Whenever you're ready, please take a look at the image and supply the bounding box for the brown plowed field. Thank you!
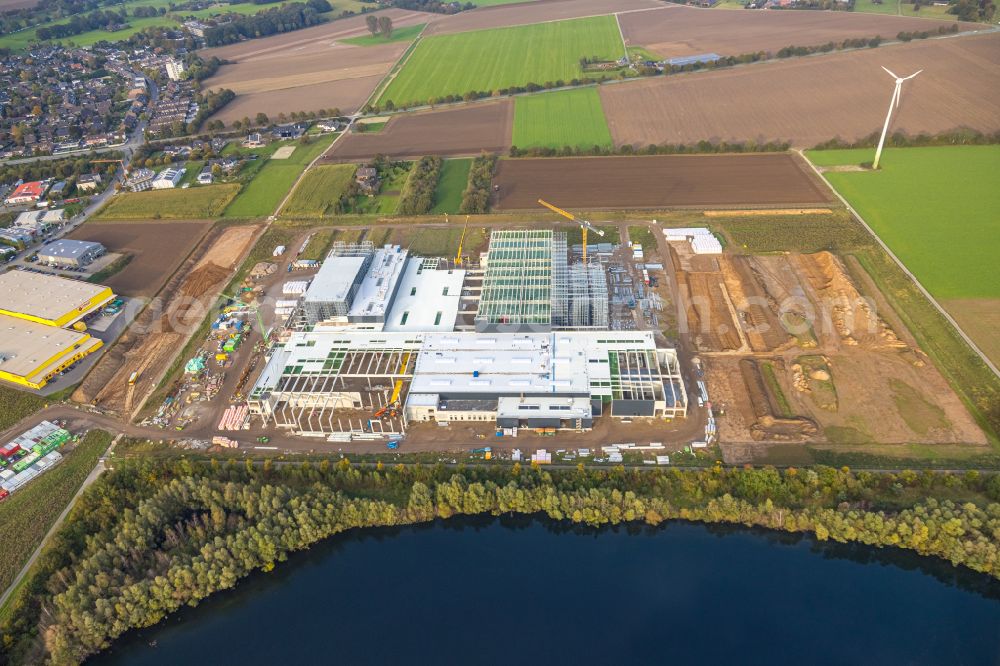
[424,0,662,36]
[324,100,514,161]
[491,153,833,209]
[601,32,1000,147]
[201,10,429,121]
[67,220,213,298]
[620,5,979,59]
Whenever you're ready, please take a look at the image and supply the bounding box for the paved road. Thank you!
[0,433,121,611]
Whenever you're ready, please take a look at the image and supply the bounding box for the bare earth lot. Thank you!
[424,0,661,36]
[67,220,213,298]
[620,5,979,59]
[668,240,986,447]
[74,225,260,419]
[492,154,833,209]
[601,32,1000,147]
[201,10,428,121]
[324,100,514,161]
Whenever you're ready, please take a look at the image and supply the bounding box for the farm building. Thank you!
[37,239,106,268]
[248,330,686,436]
[0,270,114,327]
[76,173,102,192]
[152,167,186,189]
[4,180,48,205]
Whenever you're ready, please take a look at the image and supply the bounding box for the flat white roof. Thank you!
[497,396,592,420]
[384,259,464,332]
[347,246,408,319]
[254,330,664,400]
[0,270,112,323]
[0,315,97,378]
[305,255,367,304]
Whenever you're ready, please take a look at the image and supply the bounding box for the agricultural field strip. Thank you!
[378,15,624,107]
[599,32,1000,148]
[799,150,1000,378]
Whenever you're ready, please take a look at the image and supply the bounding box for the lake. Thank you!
[93,517,1000,665]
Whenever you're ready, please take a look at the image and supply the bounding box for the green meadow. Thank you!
[378,15,623,108]
[512,87,612,150]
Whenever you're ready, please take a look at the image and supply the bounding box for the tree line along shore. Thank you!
[1,451,998,664]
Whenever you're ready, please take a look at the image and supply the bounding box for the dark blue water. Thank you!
[94,517,1000,665]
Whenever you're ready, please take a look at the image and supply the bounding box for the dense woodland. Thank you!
[202,0,332,46]
[396,155,442,215]
[0,456,997,664]
[458,152,495,214]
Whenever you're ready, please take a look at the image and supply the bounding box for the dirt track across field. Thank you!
[201,9,428,120]
[620,5,981,59]
[491,153,833,209]
[67,220,213,298]
[424,0,662,36]
[324,100,515,161]
[73,225,260,418]
[601,32,1000,147]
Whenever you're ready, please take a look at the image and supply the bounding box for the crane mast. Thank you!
[537,199,604,264]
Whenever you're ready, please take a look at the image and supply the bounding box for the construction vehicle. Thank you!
[454,215,470,265]
[537,199,605,264]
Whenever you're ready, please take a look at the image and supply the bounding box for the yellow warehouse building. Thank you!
[0,271,114,389]
[0,270,113,327]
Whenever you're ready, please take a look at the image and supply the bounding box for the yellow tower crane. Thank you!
[454,215,470,266]
[537,199,604,264]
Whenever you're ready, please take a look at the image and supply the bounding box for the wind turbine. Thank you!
[872,66,922,170]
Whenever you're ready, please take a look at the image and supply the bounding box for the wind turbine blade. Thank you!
[902,69,923,80]
[881,66,899,78]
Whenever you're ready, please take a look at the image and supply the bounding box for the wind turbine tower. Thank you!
[873,66,922,170]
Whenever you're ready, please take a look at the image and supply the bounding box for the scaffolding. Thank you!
[475,230,554,331]
[567,263,609,329]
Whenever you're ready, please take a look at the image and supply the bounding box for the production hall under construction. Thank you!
[249,230,687,439]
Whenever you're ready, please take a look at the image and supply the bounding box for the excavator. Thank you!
[537,199,605,264]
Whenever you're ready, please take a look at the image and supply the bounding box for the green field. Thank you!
[512,87,612,149]
[341,23,424,46]
[0,430,111,611]
[378,15,623,107]
[852,0,961,18]
[430,159,472,215]
[806,146,1000,300]
[224,135,336,218]
[281,164,357,217]
[96,184,240,220]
